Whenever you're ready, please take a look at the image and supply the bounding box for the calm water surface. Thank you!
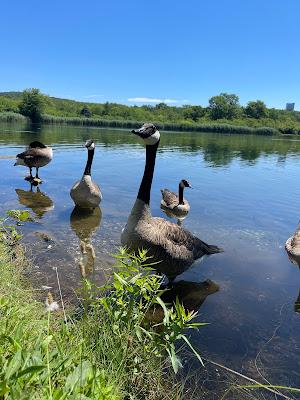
[0,123,299,389]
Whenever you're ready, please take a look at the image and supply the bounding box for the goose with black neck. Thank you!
[70,139,102,208]
[121,123,223,280]
[161,179,192,220]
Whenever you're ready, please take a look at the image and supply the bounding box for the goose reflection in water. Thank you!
[160,206,187,226]
[15,184,54,218]
[285,246,300,314]
[70,206,102,278]
[146,279,219,325]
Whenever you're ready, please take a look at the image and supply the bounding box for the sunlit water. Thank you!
[0,122,299,389]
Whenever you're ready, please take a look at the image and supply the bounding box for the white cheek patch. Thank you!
[88,143,95,150]
[144,130,160,145]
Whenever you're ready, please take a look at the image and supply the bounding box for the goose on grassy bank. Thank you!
[121,123,223,280]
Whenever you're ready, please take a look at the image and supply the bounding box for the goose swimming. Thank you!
[121,123,223,280]
[14,141,53,182]
[70,139,102,208]
[161,179,192,219]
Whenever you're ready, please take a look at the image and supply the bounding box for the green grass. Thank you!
[41,114,279,135]
[0,112,28,123]
[0,213,203,399]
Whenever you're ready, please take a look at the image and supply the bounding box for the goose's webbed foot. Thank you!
[25,175,33,182]
[32,177,43,186]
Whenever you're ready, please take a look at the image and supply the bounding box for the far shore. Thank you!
[0,111,288,136]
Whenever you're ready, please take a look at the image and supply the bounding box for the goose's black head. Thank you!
[131,123,160,145]
[29,141,47,149]
[180,179,192,189]
[85,139,95,151]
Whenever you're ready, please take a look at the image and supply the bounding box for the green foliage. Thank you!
[1,90,300,134]
[209,93,241,120]
[18,88,45,122]
[244,100,268,118]
[0,112,28,123]
[99,248,204,375]
[0,219,203,400]
[0,210,32,244]
[80,105,91,117]
[183,105,206,122]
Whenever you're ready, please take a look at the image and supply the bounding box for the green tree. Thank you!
[244,100,268,119]
[183,105,205,122]
[80,105,91,117]
[155,102,169,110]
[208,93,240,120]
[18,88,45,122]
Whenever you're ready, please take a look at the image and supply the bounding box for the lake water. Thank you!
[0,122,299,393]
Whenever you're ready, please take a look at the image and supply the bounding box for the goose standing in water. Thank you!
[161,179,192,223]
[121,123,223,280]
[14,141,53,183]
[70,139,102,208]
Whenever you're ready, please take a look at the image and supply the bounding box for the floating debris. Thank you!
[45,292,59,312]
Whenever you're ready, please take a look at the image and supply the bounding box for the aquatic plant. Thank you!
[41,114,280,135]
[0,111,28,123]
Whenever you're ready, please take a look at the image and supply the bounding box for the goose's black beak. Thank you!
[131,127,144,135]
[131,127,147,138]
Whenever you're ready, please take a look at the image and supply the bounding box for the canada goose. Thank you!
[285,222,300,265]
[70,139,102,208]
[121,123,223,280]
[161,179,192,219]
[15,186,54,218]
[14,141,53,182]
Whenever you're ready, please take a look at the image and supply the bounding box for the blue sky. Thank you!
[1,0,299,109]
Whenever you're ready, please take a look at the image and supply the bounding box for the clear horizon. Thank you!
[1,0,299,110]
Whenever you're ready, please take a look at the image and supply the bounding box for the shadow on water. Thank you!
[70,206,102,279]
[286,251,300,313]
[146,279,219,325]
[15,184,54,218]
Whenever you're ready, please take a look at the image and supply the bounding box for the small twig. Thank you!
[202,357,295,400]
[54,266,68,327]
[254,302,289,400]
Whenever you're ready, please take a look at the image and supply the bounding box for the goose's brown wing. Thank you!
[145,217,222,261]
[17,148,46,161]
[160,189,179,209]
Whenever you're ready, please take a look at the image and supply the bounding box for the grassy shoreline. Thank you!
[0,111,280,135]
[0,222,203,400]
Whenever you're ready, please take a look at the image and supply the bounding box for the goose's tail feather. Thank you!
[204,243,224,254]
[195,238,224,256]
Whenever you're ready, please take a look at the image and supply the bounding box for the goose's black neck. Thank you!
[84,149,94,176]
[178,182,184,205]
[137,141,159,204]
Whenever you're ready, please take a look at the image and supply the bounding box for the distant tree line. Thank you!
[0,89,299,133]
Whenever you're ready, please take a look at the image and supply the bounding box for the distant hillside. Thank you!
[0,91,23,99]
